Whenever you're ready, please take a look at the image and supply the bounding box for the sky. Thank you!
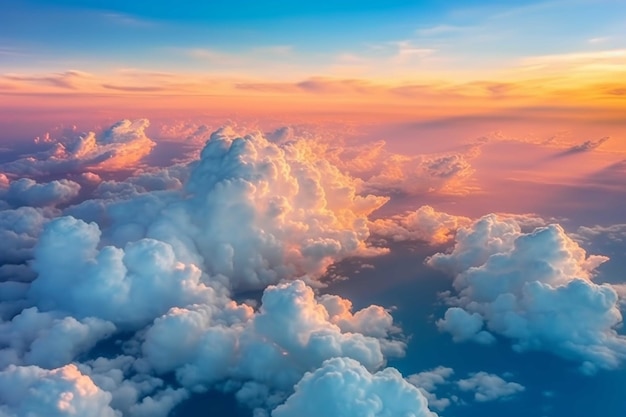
[1,1,626,417]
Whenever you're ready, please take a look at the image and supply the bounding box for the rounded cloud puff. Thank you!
[428,214,626,373]
[272,357,436,417]
[369,205,471,245]
[0,206,47,265]
[0,364,119,417]
[29,216,214,327]
[0,307,115,369]
[0,178,80,208]
[142,280,405,394]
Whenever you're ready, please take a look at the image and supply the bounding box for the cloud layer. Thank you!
[0,119,155,177]
[0,121,452,417]
[2,117,623,416]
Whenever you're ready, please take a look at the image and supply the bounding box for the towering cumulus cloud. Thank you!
[428,214,626,373]
[0,122,442,416]
[67,126,389,290]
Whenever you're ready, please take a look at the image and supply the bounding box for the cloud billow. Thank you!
[0,119,155,177]
[0,121,449,417]
[428,214,626,374]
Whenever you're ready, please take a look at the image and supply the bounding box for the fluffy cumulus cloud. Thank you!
[272,357,435,417]
[0,120,455,416]
[0,364,119,417]
[407,367,524,409]
[0,177,80,208]
[142,280,405,398]
[29,216,214,327]
[369,205,471,245]
[0,307,115,369]
[0,203,54,320]
[0,119,155,177]
[428,214,626,373]
[0,206,48,265]
[66,125,389,291]
[457,372,525,402]
[77,356,189,417]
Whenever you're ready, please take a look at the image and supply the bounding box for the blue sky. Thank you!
[3,0,625,76]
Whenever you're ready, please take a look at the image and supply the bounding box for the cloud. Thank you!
[0,363,119,417]
[553,136,610,157]
[427,215,626,373]
[267,128,481,197]
[78,356,189,417]
[407,366,454,411]
[0,119,559,416]
[369,205,471,244]
[0,307,115,369]
[66,125,390,291]
[142,280,405,395]
[29,216,214,328]
[521,49,626,66]
[0,177,80,208]
[575,223,626,244]
[101,84,166,92]
[407,367,524,409]
[2,70,90,90]
[0,119,155,177]
[158,121,212,143]
[361,152,477,196]
[0,206,48,265]
[436,308,495,345]
[93,165,187,199]
[271,357,436,417]
[457,372,525,402]
[0,121,437,416]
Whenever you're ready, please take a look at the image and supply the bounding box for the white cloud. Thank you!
[457,372,525,402]
[66,125,390,291]
[407,367,524,409]
[0,206,48,265]
[0,119,565,416]
[268,128,481,197]
[29,216,214,328]
[272,357,436,417]
[0,177,80,208]
[0,364,120,417]
[77,356,189,417]
[142,280,405,395]
[407,366,454,411]
[428,215,626,373]
[0,307,115,369]
[369,205,471,244]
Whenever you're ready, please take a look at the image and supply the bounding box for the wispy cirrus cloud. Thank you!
[2,70,91,90]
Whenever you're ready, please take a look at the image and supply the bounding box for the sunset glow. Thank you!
[1,1,626,417]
